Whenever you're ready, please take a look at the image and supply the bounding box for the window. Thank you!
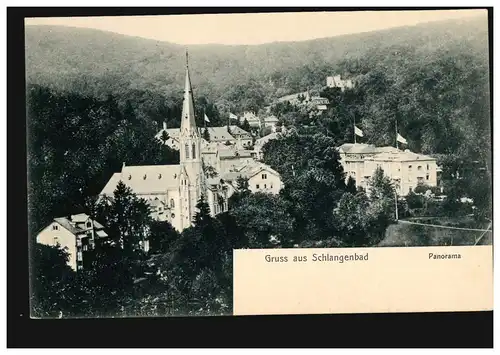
[128,174,132,180]
[78,265,83,271]
[76,238,82,247]
[185,143,190,159]
[426,175,430,180]
[408,165,412,170]
[264,184,267,188]
[77,251,83,261]
[192,143,196,159]
[83,245,88,251]
[270,184,273,189]
[158,173,162,179]
[262,173,267,179]
[86,221,92,228]
[417,166,422,171]
[53,237,59,245]
[427,164,430,170]
[409,187,413,193]
[256,184,260,189]
[171,213,175,219]
[170,199,175,208]
[52,224,59,231]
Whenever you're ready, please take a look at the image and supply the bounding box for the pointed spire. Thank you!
[181,49,197,134]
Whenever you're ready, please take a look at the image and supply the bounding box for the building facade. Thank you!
[36,213,109,271]
[326,75,355,91]
[338,143,438,196]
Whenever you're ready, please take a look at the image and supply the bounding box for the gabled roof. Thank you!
[100,165,182,196]
[221,161,280,181]
[52,214,106,236]
[228,125,252,138]
[203,127,235,141]
[255,132,281,146]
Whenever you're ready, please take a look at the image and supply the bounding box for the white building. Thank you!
[241,111,262,128]
[338,143,438,196]
[155,125,253,151]
[221,161,283,195]
[36,213,109,271]
[326,75,354,91]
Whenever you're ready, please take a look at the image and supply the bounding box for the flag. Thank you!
[354,125,364,137]
[229,113,238,120]
[204,113,210,123]
[397,133,407,145]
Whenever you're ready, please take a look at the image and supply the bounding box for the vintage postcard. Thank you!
[25,9,492,318]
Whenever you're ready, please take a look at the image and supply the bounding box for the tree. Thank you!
[97,181,152,256]
[229,193,296,248]
[346,176,357,194]
[160,130,170,145]
[202,128,210,142]
[241,118,251,132]
[30,243,74,318]
[149,221,180,254]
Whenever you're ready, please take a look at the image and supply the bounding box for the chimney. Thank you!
[163,121,167,131]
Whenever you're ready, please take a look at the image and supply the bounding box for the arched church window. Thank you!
[192,143,196,159]
[185,143,190,159]
[170,199,175,208]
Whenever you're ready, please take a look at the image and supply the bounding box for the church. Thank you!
[99,54,231,232]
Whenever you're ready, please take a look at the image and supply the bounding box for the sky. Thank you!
[25,9,486,45]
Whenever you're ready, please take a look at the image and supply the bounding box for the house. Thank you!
[221,161,283,195]
[263,115,279,129]
[35,213,108,271]
[241,111,262,128]
[326,75,355,91]
[337,143,438,195]
[156,125,253,149]
[101,54,230,233]
[227,125,253,148]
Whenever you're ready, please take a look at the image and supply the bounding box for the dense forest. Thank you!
[27,15,492,317]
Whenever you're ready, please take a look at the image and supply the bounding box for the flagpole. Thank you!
[395,117,399,150]
[353,113,356,144]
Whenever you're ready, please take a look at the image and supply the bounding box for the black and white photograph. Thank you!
[25,9,492,319]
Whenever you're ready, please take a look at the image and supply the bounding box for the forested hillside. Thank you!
[26,15,488,114]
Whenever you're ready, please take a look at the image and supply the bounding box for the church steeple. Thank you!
[180,50,198,134]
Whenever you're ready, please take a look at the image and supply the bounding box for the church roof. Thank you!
[100,165,182,196]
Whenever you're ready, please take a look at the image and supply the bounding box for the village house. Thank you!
[337,143,438,196]
[241,111,262,128]
[155,125,253,150]
[221,161,284,196]
[326,75,355,91]
[35,213,109,271]
[263,115,279,130]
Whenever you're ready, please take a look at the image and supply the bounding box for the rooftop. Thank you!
[100,165,182,196]
[53,213,106,235]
